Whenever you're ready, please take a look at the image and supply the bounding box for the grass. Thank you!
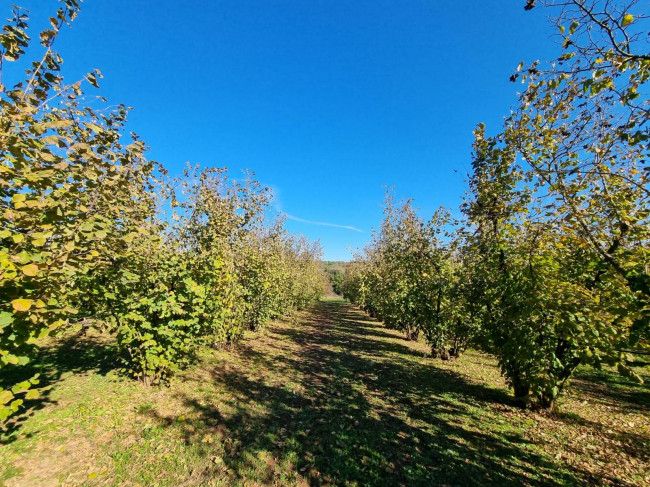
[1,298,649,486]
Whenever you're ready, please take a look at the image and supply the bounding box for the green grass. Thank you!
[1,298,649,486]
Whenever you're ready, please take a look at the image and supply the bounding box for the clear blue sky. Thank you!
[19,0,559,260]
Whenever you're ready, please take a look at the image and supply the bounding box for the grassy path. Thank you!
[1,298,649,486]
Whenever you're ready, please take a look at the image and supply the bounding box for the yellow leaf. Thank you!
[32,237,46,247]
[42,135,59,145]
[49,319,65,330]
[21,264,39,277]
[12,234,24,244]
[0,390,13,405]
[25,389,39,400]
[622,14,634,26]
[35,300,46,309]
[11,299,33,312]
[25,200,42,209]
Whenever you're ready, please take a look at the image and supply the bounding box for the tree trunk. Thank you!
[537,393,555,411]
[431,346,450,359]
[406,328,419,341]
[511,372,530,406]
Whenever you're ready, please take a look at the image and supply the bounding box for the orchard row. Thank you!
[342,0,649,409]
[0,3,326,420]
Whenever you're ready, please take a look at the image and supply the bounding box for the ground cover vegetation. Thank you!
[0,300,647,486]
[342,0,649,410]
[0,1,326,420]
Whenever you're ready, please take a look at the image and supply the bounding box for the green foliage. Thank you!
[100,244,236,384]
[461,0,650,408]
[342,193,479,357]
[345,1,649,409]
[235,217,327,331]
[322,261,347,295]
[0,2,162,417]
[328,269,344,295]
[3,0,646,424]
[0,3,326,411]
[94,166,326,384]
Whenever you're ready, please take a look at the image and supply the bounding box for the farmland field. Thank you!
[1,0,649,485]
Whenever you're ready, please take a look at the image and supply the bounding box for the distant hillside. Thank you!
[320,261,348,295]
[320,261,348,272]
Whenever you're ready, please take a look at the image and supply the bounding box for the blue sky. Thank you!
[18,0,559,260]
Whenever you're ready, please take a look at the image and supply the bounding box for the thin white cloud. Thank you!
[283,212,363,233]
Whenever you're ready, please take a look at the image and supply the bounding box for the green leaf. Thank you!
[0,312,13,330]
[11,381,31,394]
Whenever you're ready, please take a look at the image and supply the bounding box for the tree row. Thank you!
[342,0,649,409]
[0,3,327,420]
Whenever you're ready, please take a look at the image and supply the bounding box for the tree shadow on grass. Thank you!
[555,410,649,473]
[0,330,118,444]
[149,300,584,486]
[571,367,650,414]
